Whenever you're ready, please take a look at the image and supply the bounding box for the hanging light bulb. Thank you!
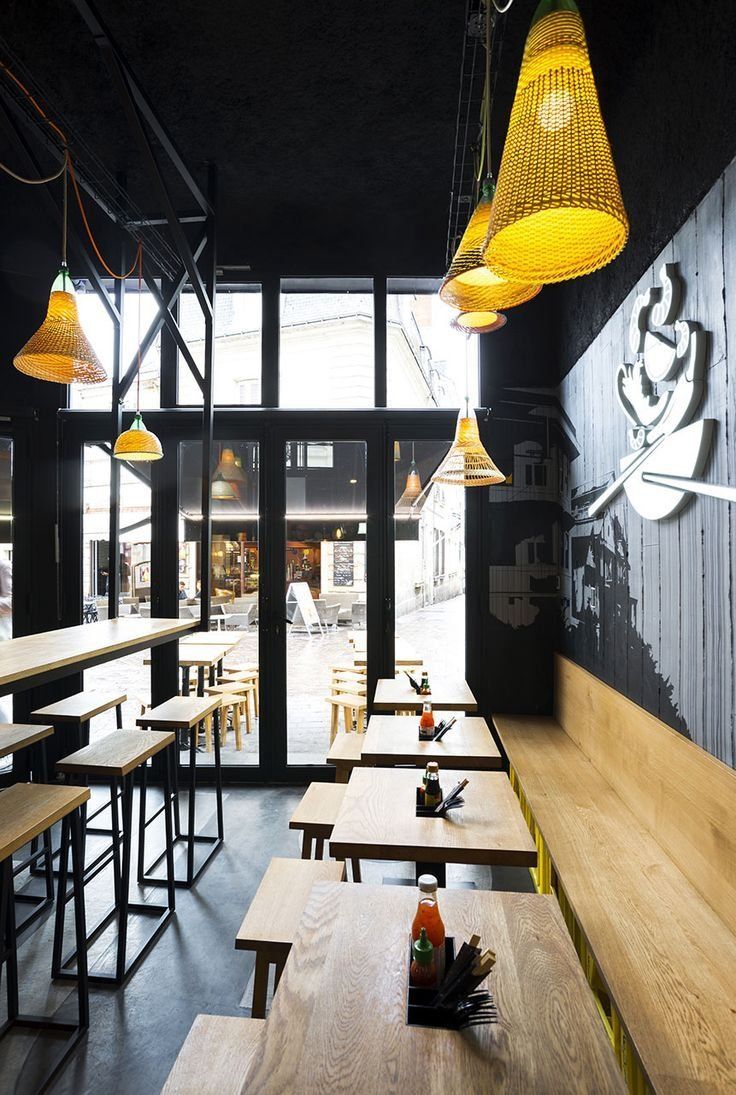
[14,159,106,385]
[440,179,541,312]
[451,310,507,335]
[397,444,424,510]
[483,0,628,284]
[113,248,163,462]
[432,406,505,488]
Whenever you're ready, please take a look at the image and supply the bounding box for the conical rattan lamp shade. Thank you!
[484,0,628,284]
[214,447,247,483]
[113,413,163,462]
[440,182,541,311]
[432,408,505,488]
[396,461,423,510]
[14,268,107,385]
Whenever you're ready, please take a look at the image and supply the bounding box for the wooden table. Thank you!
[373,676,477,712]
[240,882,625,1094]
[180,633,241,650]
[145,643,232,695]
[362,714,502,769]
[352,641,422,668]
[329,767,535,885]
[0,618,196,695]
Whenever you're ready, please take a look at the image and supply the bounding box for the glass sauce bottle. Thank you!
[419,701,435,741]
[411,874,446,982]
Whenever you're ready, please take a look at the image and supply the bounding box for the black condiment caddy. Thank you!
[406,938,461,1029]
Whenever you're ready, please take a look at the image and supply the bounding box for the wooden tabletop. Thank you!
[145,644,229,668]
[362,714,502,769]
[0,782,90,863]
[329,767,535,867]
[180,633,241,649]
[0,618,196,694]
[240,882,625,1094]
[0,723,54,761]
[373,676,478,712]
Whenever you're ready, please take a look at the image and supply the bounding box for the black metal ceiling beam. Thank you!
[117,234,206,400]
[0,96,120,326]
[141,270,205,395]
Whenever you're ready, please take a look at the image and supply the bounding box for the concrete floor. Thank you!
[1,784,533,1095]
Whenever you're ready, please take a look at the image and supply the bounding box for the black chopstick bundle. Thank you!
[434,777,468,815]
[404,671,422,694]
[434,717,457,742]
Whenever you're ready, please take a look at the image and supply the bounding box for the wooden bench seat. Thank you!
[326,731,365,783]
[162,1014,264,1094]
[0,783,90,862]
[57,730,175,777]
[0,722,53,761]
[31,690,126,722]
[136,695,220,729]
[235,856,345,1017]
[494,655,736,1094]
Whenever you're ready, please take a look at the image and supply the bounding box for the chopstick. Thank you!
[433,717,457,742]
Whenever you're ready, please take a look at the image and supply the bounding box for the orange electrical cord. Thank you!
[1,60,142,279]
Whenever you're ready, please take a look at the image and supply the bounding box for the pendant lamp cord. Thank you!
[464,332,471,416]
[0,61,141,280]
[61,157,68,267]
[485,0,493,179]
[136,246,143,413]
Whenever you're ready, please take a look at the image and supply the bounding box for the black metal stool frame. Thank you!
[11,737,55,936]
[52,746,176,987]
[138,712,224,888]
[0,807,89,1093]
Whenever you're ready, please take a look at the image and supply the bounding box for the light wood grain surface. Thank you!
[289,783,347,836]
[240,882,625,1094]
[0,722,53,761]
[363,714,501,768]
[235,857,345,958]
[145,645,229,668]
[0,618,195,691]
[495,712,736,1092]
[329,767,535,866]
[555,653,736,935]
[31,690,126,722]
[163,1014,264,1095]
[180,633,241,649]
[137,695,221,729]
[0,782,90,862]
[57,729,175,777]
[373,677,477,712]
[352,639,421,666]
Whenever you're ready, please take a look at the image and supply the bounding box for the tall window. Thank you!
[387,278,478,409]
[71,287,162,410]
[177,286,262,405]
[279,279,374,408]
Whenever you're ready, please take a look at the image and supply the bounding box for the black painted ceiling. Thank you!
[3,0,736,381]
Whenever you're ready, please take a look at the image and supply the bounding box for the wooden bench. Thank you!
[31,689,126,750]
[326,731,365,783]
[289,783,360,881]
[235,857,345,1017]
[324,693,366,742]
[493,654,736,1094]
[162,1014,264,1094]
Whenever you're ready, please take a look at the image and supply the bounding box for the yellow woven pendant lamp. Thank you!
[484,0,628,283]
[113,412,163,461]
[214,446,247,483]
[451,310,507,335]
[432,407,505,488]
[440,179,541,311]
[14,265,107,384]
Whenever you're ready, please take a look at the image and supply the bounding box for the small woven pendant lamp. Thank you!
[451,310,507,335]
[113,249,163,462]
[396,445,424,510]
[432,405,505,487]
[484,0,628,284]
[14,161,106,385]
[440,179,541,311]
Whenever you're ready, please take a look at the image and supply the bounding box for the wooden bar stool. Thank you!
[0,783,89,1092]
[53,730,176,986]
[289,783,361,881]
[137,695,223,888]
[204,694,249,753]
[326,731,365,784]
[1,723,55,935]
[221,666,259,717]
[163,1015,264,1094]
[31,690,127,752]
[235,857,345,1018]
[325,692,366,743]
[205,681,256,734]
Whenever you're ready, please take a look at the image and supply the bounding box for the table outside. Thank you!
[329,767,535,886]
[351,637,422,667]
[180,633,241,650]
[147,643,231,696]
[240,882,625,1094]
[362,714,502,769]
[373,676,477,713]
